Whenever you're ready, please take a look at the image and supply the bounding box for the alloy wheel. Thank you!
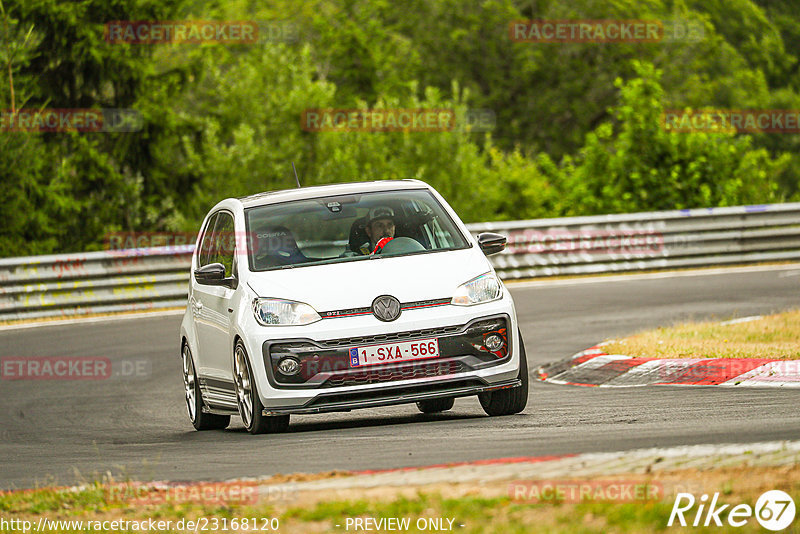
[234,345,254,428]
[182,345,196,422]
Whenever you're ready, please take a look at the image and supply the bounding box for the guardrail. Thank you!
[0,247,193,321]
[470,202,800,279]
[1,203,798,321]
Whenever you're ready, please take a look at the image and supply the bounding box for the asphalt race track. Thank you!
[1,266,799,489]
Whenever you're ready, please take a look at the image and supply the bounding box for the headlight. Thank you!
[252,298,321,326]
[451,273,502,306]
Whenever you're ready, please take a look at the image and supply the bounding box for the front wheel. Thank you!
[234,341,290,435]
[478,329,529,416]
[183,344,230,431]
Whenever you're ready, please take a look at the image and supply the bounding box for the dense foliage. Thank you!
[0,0,798,256]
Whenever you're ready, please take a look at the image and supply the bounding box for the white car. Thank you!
[180,179,528,434]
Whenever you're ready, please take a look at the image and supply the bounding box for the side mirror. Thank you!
[194,263,236,288]
[477,232,507,256]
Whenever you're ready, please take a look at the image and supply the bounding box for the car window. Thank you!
[428,216,458,248]
[197,212,219,267]
[245,189,469,271]
[210,212,235,278]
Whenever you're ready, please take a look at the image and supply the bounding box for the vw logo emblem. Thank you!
[371,295,401,322]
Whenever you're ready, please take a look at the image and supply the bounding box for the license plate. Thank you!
[349,338,440,368]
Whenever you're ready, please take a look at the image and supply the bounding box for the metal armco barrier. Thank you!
[0,246,193,321]
[1,203,799,321]
[470,202,800,280]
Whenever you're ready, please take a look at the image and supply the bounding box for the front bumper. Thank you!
[261,377,522,415]
[263,314,511,389]
[240,293,521,411]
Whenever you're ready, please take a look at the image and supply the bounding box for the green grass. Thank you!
[282,493,798,533]
[602,309,800,359]
[0,484,108,515]
[2,476,800,533]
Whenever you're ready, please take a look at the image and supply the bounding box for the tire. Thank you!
[233,340,290,435]
[478,329,529,416]
[182,343,230,431]
[416,397,455,413]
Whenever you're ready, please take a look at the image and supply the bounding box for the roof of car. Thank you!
[237,179,431,208]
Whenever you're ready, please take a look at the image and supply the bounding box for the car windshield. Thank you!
[245,189,470,271]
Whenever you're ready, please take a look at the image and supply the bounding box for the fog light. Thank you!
[277,357,301,376]
[484,334,505,351]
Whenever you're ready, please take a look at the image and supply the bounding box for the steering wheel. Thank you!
[375,237,425,255]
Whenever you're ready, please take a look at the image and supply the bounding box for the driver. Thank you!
[358,206,396,255]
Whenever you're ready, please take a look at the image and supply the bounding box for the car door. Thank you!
[193,210,238,396]
[189,211,217,363]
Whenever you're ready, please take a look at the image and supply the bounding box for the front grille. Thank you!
[320,325,463,348]
[324,360,466,387]
[264,314,510,389]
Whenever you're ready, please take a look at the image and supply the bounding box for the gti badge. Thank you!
[371,295,401,322]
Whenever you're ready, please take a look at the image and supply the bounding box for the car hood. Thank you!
[246,247,492,311]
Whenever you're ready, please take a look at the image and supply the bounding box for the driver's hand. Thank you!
[372,237,394,254]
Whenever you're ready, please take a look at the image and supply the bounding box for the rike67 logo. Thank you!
[669,490,796,531]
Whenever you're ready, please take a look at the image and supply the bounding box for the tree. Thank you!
[563,61,788,214]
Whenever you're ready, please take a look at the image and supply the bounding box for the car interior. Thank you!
[249,198,446,270]
[252,226,309,269]
[346,207,431,254]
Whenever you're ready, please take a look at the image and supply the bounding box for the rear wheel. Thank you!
[183,344,230,430]
[234,341,290,435]
[478,329,529,416]
[416,397,455,413]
